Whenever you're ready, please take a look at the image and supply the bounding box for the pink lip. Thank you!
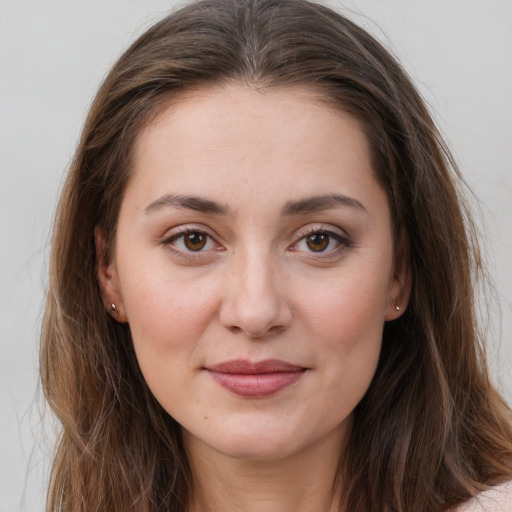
[206,359,306,398]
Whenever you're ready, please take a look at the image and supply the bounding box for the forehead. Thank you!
[126,84,386,219]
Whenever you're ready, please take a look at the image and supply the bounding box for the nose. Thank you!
[219,248,292,338]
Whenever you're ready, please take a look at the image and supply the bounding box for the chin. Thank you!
[184,420,307,462]
[214,437,302,462]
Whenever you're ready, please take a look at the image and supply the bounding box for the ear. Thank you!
[385,230,412,321]
[94,226,128,323]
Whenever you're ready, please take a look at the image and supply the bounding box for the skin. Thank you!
[97,84,410,512]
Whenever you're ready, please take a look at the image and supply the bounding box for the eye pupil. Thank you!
[184,232,207,251]
[306,233,329,252]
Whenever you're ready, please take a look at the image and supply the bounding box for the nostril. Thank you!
[224,321,289,339]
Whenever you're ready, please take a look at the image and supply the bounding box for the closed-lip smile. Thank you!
[205,359,307,398]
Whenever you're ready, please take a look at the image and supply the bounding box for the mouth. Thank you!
[205,359,307,398]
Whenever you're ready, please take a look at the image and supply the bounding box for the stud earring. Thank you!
[109,303,117,313]
[395,304,401,312]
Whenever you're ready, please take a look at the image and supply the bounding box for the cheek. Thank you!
[120,267,220,354]
[303,266,389,347]
[120,272,222,417]
[298,264,390,407]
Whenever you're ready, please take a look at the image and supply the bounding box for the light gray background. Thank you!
[1,1,511,510]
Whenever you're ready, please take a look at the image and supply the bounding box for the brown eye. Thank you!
[163,228,223,258]
[184,232,207,251]
[306,233,329,252]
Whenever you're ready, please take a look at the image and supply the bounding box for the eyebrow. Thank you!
[281,194,368,216]
[143,192,367,217]
[144,194,230,215]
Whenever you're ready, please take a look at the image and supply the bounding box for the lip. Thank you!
[205,359,307,398]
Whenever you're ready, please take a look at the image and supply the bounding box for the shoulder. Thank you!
[450,482,512,512]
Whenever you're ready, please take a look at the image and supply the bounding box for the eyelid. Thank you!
[293,223,351,244]
[296,222,347,237]
[289,224,352,257]
[159,223,352,260]
[160,225,224,259]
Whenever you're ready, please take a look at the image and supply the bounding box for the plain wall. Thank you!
[1,1,511,510]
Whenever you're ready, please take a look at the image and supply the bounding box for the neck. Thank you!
[184,426,345,512]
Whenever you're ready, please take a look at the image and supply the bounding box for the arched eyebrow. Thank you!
[281,194,368,216]
[143,193,367,217]
[144,194,230,215]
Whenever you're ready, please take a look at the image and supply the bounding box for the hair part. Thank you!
[41,1,512,511]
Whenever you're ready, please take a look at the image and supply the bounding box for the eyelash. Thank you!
[290,227,352,258]
[161,226,351,260]
[161,228,223,260]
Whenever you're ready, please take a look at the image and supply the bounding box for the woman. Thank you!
[40,0,512,510]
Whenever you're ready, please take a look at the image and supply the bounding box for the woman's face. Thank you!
[98,85,408,461]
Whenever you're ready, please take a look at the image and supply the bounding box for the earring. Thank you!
[395,304,401,312]
[109,303,117,313]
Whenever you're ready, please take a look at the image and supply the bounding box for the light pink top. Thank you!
[449,482,512,511]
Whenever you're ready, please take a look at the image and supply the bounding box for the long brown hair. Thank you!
[41,1,512,510]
